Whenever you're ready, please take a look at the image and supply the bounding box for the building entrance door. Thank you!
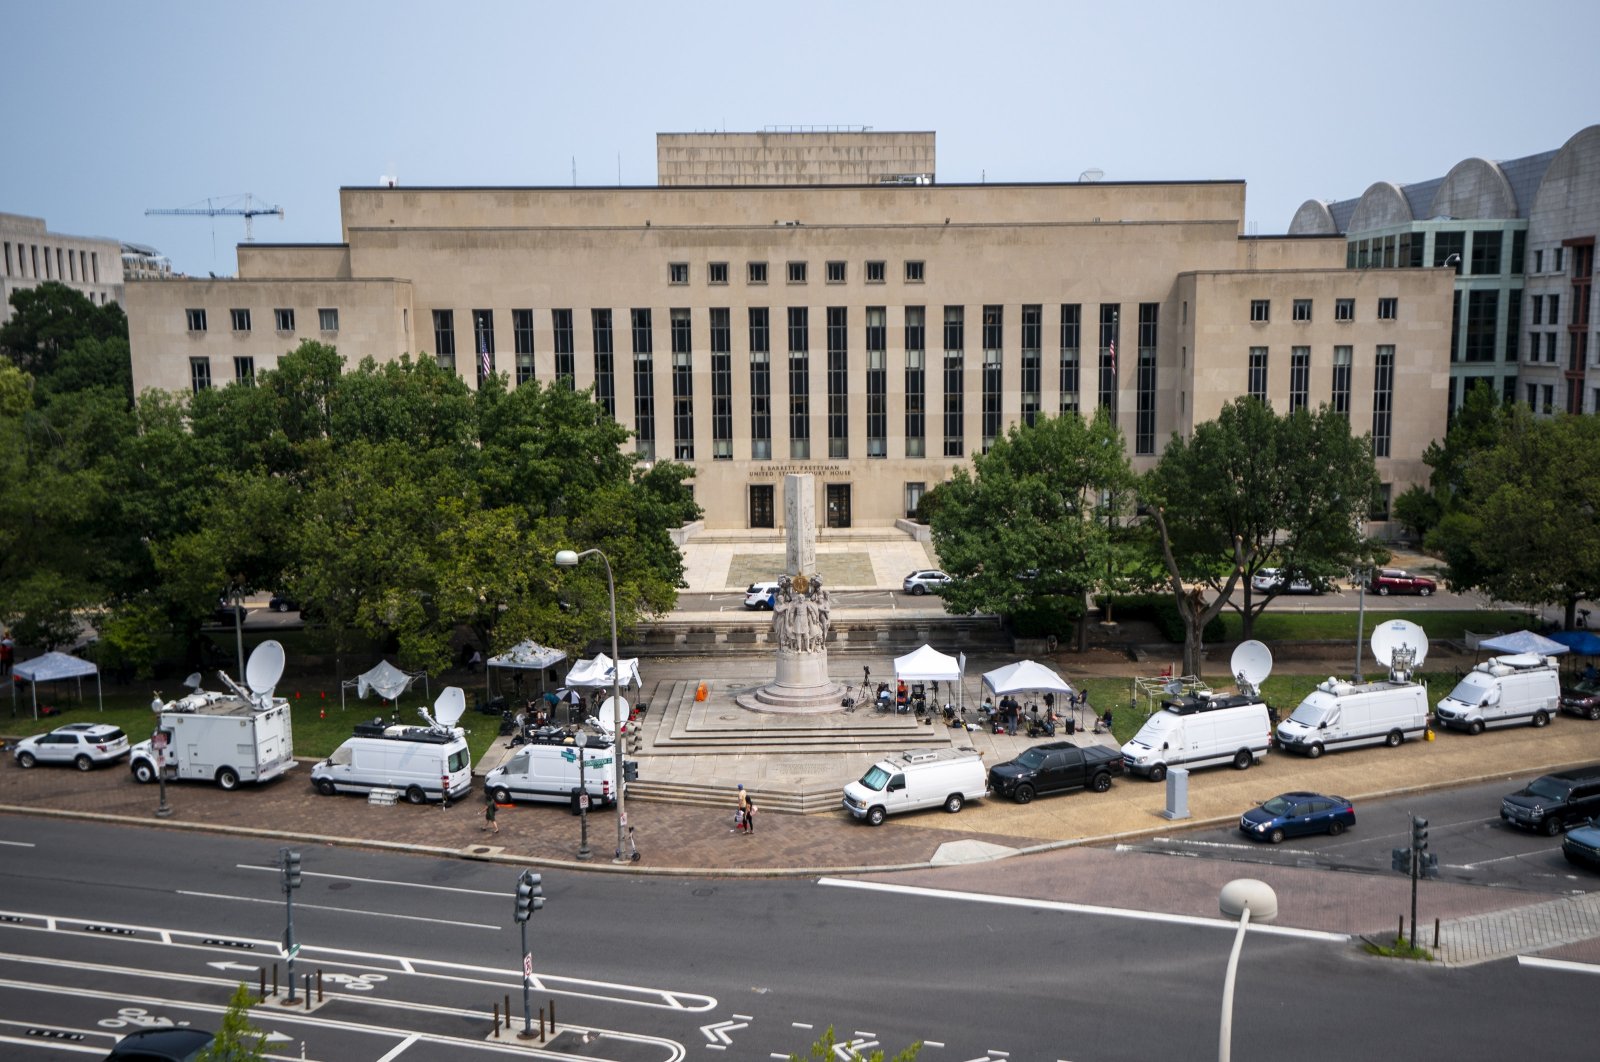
[825,483,852,528]
[749,484,775,529]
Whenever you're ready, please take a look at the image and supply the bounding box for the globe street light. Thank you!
[554,547,628,864]
[1217,878,1278,1062]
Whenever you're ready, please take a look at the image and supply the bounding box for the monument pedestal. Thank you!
[735,649,847,714]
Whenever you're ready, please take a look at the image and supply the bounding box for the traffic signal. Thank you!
[514,871,544,923]
[1412,816,1429,854]
[623,760,638,783]
[282,849,302,891]
[1391,847,1412,874]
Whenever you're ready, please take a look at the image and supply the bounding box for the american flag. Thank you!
[1109,335,1117,377]
[479,329,492,382]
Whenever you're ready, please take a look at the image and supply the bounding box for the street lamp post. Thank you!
[1217,878,1278,1062]
[574,730,592,861]
[554,547,628,864]
[1354,565,1369,683]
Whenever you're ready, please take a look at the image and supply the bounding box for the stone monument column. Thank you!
[737,473,845,713]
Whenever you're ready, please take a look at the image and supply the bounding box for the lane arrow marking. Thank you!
[700,1018,748,1045]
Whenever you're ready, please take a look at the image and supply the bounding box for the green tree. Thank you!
[1431,407,1600,626]
[196,982,266,1061]
[790,1025,920,1062]
[927,411,1135,641]
[1142,399,1380,671]
[1,281,126,377]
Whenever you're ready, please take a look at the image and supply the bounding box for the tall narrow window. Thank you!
[1021,304,1041,426]
[552,309,575,387]
[1465,290,1498,362]
[513,309,535,386]
[788,307,810,459]
[432,310,456,372]
[749,308,772,460]
[826,307,848,459]
[631,309,656,459]
[189,357,212,393]
[592,309,615,417]
[1135,303,1158,455]
[711,308,732,459]
[1289,347,1310,413]
[905,307,926,457]
[1505,289,1522,362]
[234,356,255,386]
[473,311,495,387]
[1248,347,1269,402]
[1059,304,1081,414]
[981,305,1003,451]
[1098,304,1119,412]
[1371,346,1394,457]
[943,306,965,457]
[866,306,887,457]
[670,309,693,460]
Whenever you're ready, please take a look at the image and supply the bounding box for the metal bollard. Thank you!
[259,968,266,1001]
[303,974,311,1009]
[1434,918,1441,948]
[1397,915,1404,944]
[493,1003,500,1037]
[272,963,279,997]
[316,969,323,1003]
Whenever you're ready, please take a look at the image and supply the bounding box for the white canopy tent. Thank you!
[893,644,965,714]
[487,640,568,700]
[339,659,430,712]
[11,651,102,720]
[982,659,1074,697]
[1477,630,1569,657]
[565,653,642,690]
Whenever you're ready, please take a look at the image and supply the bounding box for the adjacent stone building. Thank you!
[1,212,124,325]
[126,132,1454,535]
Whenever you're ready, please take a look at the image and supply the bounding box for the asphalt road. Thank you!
[2,818,1594,1061]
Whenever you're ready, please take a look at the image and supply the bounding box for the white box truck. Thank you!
[311,687,473,804]
[1121,641,1276,781]
[843,748,987,825]
[1276,619,1431,757]
[129,641,295,791]
[1435,653,1561,734]
[484,729,629,812]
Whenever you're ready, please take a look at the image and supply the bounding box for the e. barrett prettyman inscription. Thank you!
[750,463,845,478]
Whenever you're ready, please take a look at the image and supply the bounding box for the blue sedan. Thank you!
[1240,791,1356,844]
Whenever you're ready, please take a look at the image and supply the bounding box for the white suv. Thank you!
[903,570,952,595]
[12,723,130,770]
[744,581,780,610]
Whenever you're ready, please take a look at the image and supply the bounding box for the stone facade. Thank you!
[657,130,934,186]
[0,212,124,325]
[125,136,1453,537]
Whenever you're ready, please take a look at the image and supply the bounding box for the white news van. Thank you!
[1276,619,1431,757]
[843,748,988,825]
[129,641,295,791]
[311,688,473,804]
[485,729,628,811]
[1435,653,1561,734]
[1121,641,1275,781]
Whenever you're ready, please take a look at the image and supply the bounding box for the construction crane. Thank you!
[146,192,285,242]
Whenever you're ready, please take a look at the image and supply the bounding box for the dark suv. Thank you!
[987,741,1124,803]
[1500,766,1600,835]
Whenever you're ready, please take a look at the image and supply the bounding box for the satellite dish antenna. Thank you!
[431,686,466,730]
[183,672,203,691]
[596,695,629,736]
[1078,168,1104,183]
[245,640,286,701]
[1164,679,1185,695]
[1371,619,1429,681]
[1230,640,1273,697]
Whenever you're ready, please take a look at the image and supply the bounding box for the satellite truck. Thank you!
[1276,620,1432,757]
[1119,641,1277,781]
[311,686,473,804]
[129,640,295,790]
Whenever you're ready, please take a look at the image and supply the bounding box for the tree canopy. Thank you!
[1142,398,1380,671]
[926,411,1134,638]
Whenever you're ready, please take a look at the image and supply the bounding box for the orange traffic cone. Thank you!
[695,681,708,702]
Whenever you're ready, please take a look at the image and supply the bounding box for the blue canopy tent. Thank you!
[10,651,102,721]
[1548,629,1600,656]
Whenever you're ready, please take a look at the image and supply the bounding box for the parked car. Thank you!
[103,1027,215,1060]
[1369,569,1436,596]
[1562,820,1600,871]
[212,599,248,624]
[903,569,952,595]
[268,592,300,613]
[1250,568,1324,595]
[1500,766,1600,835]
[12,722,130,770]
[987,741,1124,803]
[1560,677,1600,720]
[743,580,780,610]
[1239,791,1356,844]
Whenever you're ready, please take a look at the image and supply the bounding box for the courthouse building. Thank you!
[1,212,125,326]
[126,131,1454,533]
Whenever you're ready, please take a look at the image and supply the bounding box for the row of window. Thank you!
[2,240,102,284]
[669,259,926,286]
[187,307,338,333]
[1249,297,1398,323]
[1522,380,1600,416]
[1349,230,1525,276]
[1245,345,1395,456]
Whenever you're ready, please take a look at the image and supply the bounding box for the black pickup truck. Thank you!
[988,741,1125,804]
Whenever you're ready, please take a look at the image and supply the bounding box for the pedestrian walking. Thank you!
[742,795,757,835]
[732,783,750,833]
[482,791,499,834]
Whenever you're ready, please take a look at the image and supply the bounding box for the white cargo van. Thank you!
[1276,619,1431,757]
[843,748,987,825]
[1121,641,1276,781]
[484,729,629,811]
[311,688,473,804]
[1434,653,1561,734]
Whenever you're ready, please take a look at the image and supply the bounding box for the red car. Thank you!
[1369,569,1436,596]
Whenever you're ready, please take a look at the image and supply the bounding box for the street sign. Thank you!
[523,953,532,978]
[560,749,576,762]
[152,732,168,750]
[583,756,612,768]
[284,943,300,960]
[578,794,590,810]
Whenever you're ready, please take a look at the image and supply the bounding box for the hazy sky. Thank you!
[6,1,1598,278]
